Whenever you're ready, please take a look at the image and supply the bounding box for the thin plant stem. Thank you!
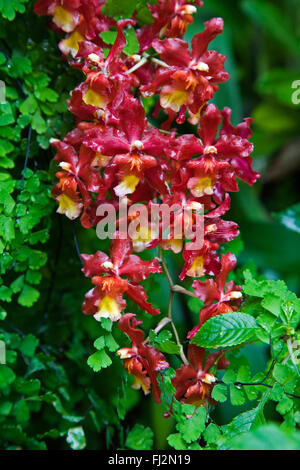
[159,247,189,365]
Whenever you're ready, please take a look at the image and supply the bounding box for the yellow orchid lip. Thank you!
[53,6,77,33]
[83,89,108,109]
[56,193,82,220]
[190,176,214,197]
[114,174,140,197]
[94,296,121,322]
[60,30,84,57]
[187,255,204,277]
[160,88,189,112]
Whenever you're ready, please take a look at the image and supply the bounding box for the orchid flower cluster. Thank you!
[34,0,259,407]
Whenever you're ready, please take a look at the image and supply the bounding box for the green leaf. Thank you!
[0,179,15,212]
[93,336,105,350]
[243,275,300,313]
[66,427,86,450]
[0,306,7,320]
[158,368,176,408]
[31,111,47,134]
[167,433,187,450]
[149,329,180,354]
[0,139,14,157]
[100,30,118,45]
[87,350,112,372]
[0,103,14,126]
[230,384,246,406]
[124,27,139,55]
[276,396,294,415]
[11,275,25,294]
[156,340,180,354]
[273,363,298,393]
[14,377,41,396]
[0,401,12,416]
[219,392,270,449]
[125,424,153,450]
[0,0,28,21]
[102,0,137,19]
[0,215,15,241]
[203,423,221,445]
[13,399,30,423]
[231,424,300,450]
[0,365,16,389]
[176,406,206,444]
[19,94,38,115]
[105,334,119,352]
[0,286,12,302]
[19,334,39,357]
[18,284,40,307]
[211,384,227,403]
[191,312,258,348]
[8,50,32,77]
[100,317,113,331]
[135,1,154,24]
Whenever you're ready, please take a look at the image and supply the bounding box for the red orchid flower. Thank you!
[179,240,220,280]
[50,137,102,226]
[34,0,82,32]
[141,18,229,123]
[117,313,169,402]
[83,95,172,197]
[81,237,162,321]
[138,0,203,51]
[172,344,228,406]
[68,20,137,122]
[34,0,261,410]
[168,104,259,202]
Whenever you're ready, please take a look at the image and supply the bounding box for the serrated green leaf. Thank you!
[176,406,206,444]
[105,334,119,352]
[203,423,221,445]
[230,384,246,406]
[19,334,39,357]
[18,284,40,307]
[0,0,28,21]
[231,423,300,450]
[0,365,16,389]
[191,312,258,348]
[211,383,227,402]
[93,336,105,350]
[167,433,187,450]
[125,424,153,450]
[87,350,112,372]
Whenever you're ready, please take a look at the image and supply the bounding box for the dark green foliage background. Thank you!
[0,0,299,450]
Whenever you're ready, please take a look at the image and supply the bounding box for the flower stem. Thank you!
[172,284,198,297]
[159,247,189,365]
